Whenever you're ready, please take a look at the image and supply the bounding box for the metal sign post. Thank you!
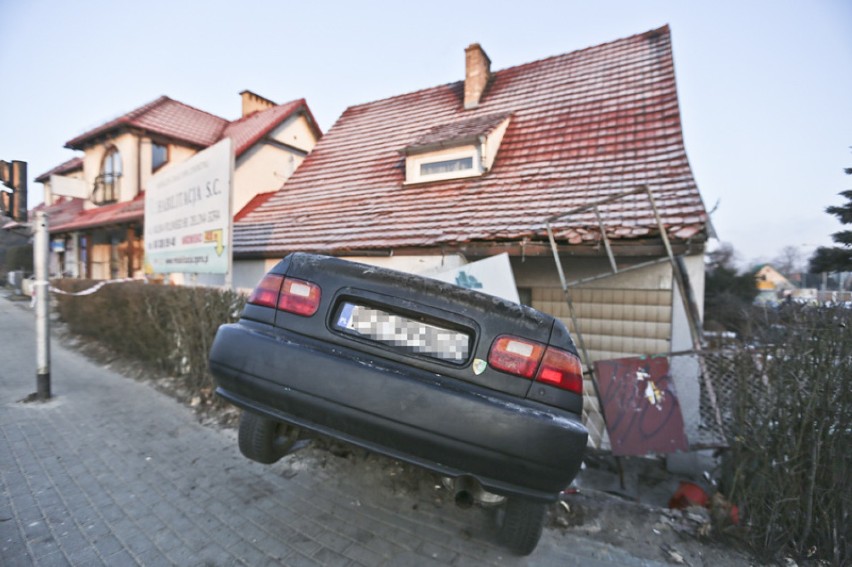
[34,210,51,400]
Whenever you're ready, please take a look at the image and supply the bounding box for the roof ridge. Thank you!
[336,25,671,118]
[159,95,228,123]
[226,98,304,127]
[489,24,670,78]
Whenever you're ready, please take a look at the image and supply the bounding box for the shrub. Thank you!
[720,304,851,564]
[53,280,246,392]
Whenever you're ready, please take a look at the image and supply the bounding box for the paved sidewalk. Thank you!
[0,296,664,566]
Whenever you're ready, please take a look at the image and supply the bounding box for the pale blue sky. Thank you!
[1,0,850,268]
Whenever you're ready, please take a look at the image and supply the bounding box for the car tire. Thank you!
[238,411,299,464]
[496,496,548,556]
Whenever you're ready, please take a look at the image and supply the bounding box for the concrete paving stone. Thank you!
[179,527,217,554]
[91,532,124,556]
[255,534,297,560]
[98,503,126,523]
[0,538,29,561]
[64,543,105,566]
[81,518,111,538]
[221,518,270,548]
[384,550,447,567]
[363,537,412,560]
[309,526,356,554]
[221,538,271,564]
[121,532,157,557]
[134,511,168,535]
[342,542,386,565]
[54,527,90,556]
[133,547,170,566]
[103,548,140,566]
[312,545,352,567]
[2,552,36,567]
[190,542,234,566]
[164,544,206,566]
[416,540,460,564]
[11,503,41,525]
[277,550,324,567]
[150,526,184,553]
[34,550,73,567]
[287,532,324,558]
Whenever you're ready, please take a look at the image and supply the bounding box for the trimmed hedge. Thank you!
[53,279,245,392]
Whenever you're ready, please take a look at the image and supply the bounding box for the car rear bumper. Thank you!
[209,322,587,502]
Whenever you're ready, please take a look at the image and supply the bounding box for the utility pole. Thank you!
[34,210,51,400]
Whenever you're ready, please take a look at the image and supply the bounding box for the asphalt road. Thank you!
[0,294,665,566]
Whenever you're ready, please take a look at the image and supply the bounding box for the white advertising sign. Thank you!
[430,253,521,303]
[50,175,88,199]
[144,138,233,274]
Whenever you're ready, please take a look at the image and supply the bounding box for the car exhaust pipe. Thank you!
[443,476,505,509]
[454,489,475,509]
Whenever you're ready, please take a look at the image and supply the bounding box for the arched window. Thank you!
[94,147,122,204]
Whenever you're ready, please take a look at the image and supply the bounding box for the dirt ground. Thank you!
[60,329,763,566]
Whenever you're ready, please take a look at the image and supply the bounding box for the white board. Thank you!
[429,253,520,303]
[144,139,233,274]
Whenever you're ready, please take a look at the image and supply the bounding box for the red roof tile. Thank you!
[234,25,708,257]
[64,96,317,158]
[35,157,84,183]
[224,99,321,157]
[234,190,276,221]
[51,194,144,233]
[65,96,228,150]
[32,197,86,230]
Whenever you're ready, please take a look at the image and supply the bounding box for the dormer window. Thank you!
[403,112,511,184]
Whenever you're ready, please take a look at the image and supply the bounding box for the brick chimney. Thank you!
[464,43,491,109]
[240,90,276,117]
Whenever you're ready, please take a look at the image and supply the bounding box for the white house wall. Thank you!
[232,115,316,214]
[269,114,316,152]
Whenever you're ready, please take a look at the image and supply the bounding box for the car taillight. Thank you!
[488,335,545,379]
[248,274,284,308]
[535,347,583,394]
[488,335,584,395]
[278,277,321,316]
[247,274,321,317]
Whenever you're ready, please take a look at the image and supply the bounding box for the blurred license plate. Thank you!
[335,302,469,363]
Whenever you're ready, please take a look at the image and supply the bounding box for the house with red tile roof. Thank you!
[37,91,321,279]
[233,26,711,447]
[235,26,708,348]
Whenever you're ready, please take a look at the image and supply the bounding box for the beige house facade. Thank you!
[37,91,321,281]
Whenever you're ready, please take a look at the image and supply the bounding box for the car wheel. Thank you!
[496,496,548,556]
[238,411,299,464]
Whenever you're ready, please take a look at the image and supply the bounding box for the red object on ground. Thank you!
[668,481,710,509]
